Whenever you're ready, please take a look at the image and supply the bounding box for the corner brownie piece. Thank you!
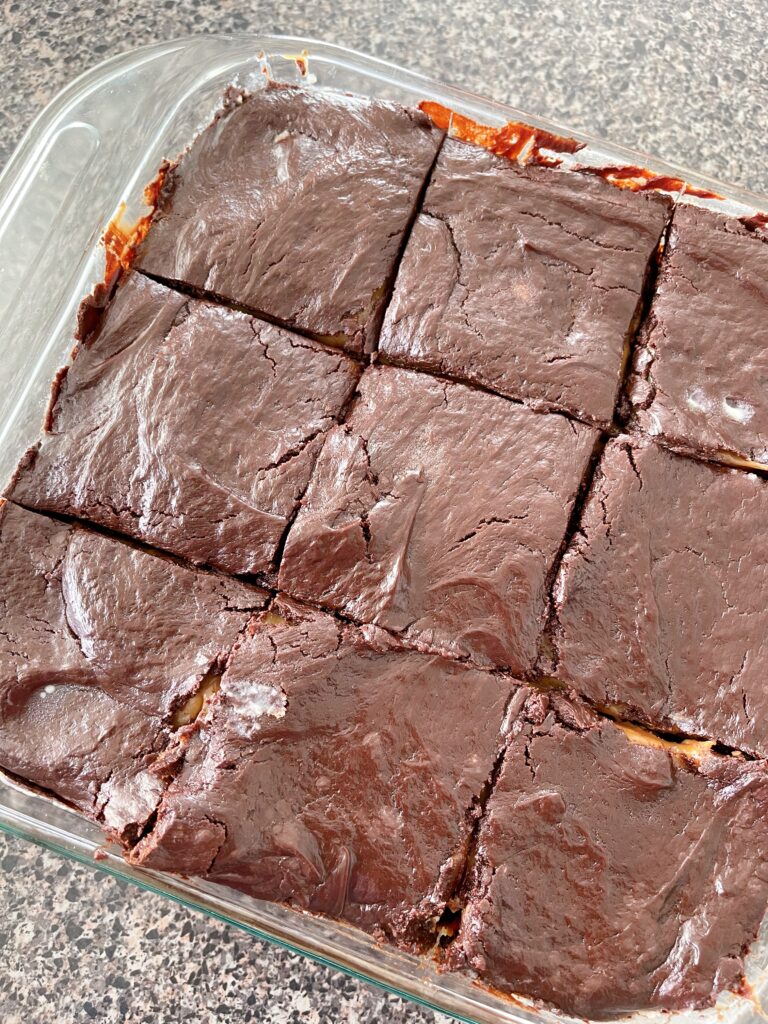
[552,437,768,752]
[8,273,360,575]
[449,689,768,1017]
[0,501,267,840]
[278,365,599,673]
[136,83,444,354]
[628,205,768,467]
[131,602,515,951]
[379,138,671,427]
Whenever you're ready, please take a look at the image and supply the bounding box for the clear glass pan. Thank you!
[1,33,767,1024]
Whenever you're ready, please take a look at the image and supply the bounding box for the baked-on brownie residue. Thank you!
[419,100,723,200]
[579,163,722,199]
[419,100,584,168]
[102,162,172,279]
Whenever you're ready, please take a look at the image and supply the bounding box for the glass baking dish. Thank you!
[1,34,767,1024]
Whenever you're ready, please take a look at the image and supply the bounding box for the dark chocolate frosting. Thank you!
[133,601,515,951]
[629,204,768,467]
[3,82,768,1020]
[553,436,768,753]
[451,689,768,1017]
[8,273,360,576]
[0,500,266,840]
[279,364,598,673]
[380,138,671,427]
[136,83,444,353]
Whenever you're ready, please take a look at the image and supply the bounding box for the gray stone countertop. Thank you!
[0,2,766,1022]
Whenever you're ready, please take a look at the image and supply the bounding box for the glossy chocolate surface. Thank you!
[380,138,671,427]
[0,501,266,840]
[451,690,768,1017]
[279,364,598,673]
[136,84,444,353]
[133,601,514,950]
[553,437,768,752]
[629,204,768,465]
[4,81,768,1019]
[9,273,360,575]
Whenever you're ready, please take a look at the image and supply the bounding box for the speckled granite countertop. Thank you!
[0,2,766,1022]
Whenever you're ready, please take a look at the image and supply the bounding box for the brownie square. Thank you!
[8,273,360,576]
[552,437,768,752]
[136,84,444,354]
[131,601,515,951]
[449,689,768,1017]
[628,205,768,467]
[278,365,599,673]
[0,501,267,841]
[379,138,671,427]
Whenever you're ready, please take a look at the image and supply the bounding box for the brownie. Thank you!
[7,77,768,1020]
[552,436,768,752]
[278,365,599,673]
[135,83,444,354]
[628,204,768,467]
[131,601,515,951]
[449,689,768,1018]
[379,138,671,427]
[0,500,267,840]
[8,273,360,576]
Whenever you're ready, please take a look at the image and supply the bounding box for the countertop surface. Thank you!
[1,2,766,1022]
